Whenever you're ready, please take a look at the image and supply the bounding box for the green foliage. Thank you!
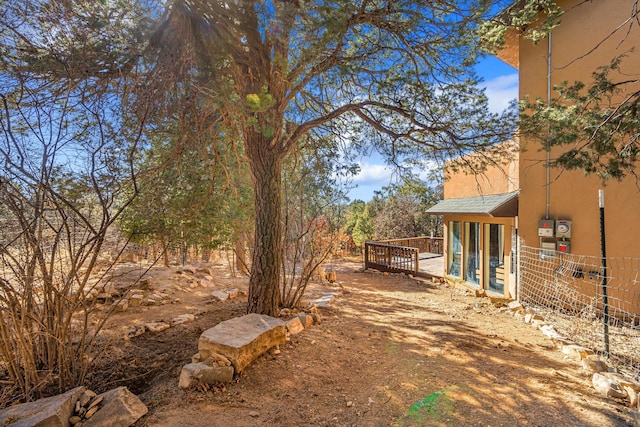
[370,179,444,240]
[120,127,253,254]
[352,204,375,248]
[519,56,640,180]
[280,134,351,307]
[480,0,564,52]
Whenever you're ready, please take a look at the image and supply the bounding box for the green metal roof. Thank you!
[426,191,519,217]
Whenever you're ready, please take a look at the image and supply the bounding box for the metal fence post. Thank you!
[599,190,610,357]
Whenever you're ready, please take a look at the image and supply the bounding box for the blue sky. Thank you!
[347,56,518,202]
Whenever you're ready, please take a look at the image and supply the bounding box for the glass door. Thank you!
[485,224,505,294]
[464,222,480,286]
[448,221,462,277]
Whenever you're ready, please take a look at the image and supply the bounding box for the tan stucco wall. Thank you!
[518,0,640,258]
[444,141,519,199]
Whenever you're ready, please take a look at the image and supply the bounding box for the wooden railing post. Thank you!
[364,242,369,266]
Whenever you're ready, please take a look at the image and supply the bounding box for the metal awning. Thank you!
[426,191,519,218]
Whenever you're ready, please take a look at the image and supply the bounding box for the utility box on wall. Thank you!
[538,219,555,237]
[556,220,572,238]
[541,241,556,258]
[557,241,571,253]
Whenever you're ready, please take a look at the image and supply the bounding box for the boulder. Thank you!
[178,362,235,388]
[198,314,285,373]
[82,387,147,427]
[0,386,85,427]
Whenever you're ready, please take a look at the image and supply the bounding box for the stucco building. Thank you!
[428,0,640,304]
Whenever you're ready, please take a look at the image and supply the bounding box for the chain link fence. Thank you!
[519,245,640,378]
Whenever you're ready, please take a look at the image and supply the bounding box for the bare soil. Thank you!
[90,257,634,426]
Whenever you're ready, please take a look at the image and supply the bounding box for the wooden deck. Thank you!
[417,253,444,278]
[364,237,444,279]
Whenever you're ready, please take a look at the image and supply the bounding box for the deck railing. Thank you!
[364,242,419,275]
[364,237,444,275]
[375,237,444,255]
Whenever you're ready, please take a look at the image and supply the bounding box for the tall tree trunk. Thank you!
[246,138,283,315]
[234,233,249,275]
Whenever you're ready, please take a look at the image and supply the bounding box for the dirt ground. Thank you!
[88,256,634,427]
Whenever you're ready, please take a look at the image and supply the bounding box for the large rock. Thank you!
[178,362,235,388]
[592,373,628,399]
[0,387,85,427]
[82,387,147,427]
[198,313,286,372]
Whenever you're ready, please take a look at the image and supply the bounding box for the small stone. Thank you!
[211,290,229,302]
[207,352,232,367]
[507,301,523,311]
[87,395,103,410]
[226,288,240,299]
[624,387,639,408]
[129,294,143,307]
[84,405,99,419]
[296,314,314,328]
[524,313,544,324]
[172,314,195,325]
[249,411,259,418]
[346,401,353,407]
[562,344,594,361]
[112,299,129,312]
[146,322,170,333]
[531,319,547,328]
[279,308,292,317]
[179,362,235,388]
[70,415,82,424]
[582,356,608,374]
[285,317,304,335]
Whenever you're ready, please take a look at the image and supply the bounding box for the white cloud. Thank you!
[481,73,519,114]
[352,162,394,185]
